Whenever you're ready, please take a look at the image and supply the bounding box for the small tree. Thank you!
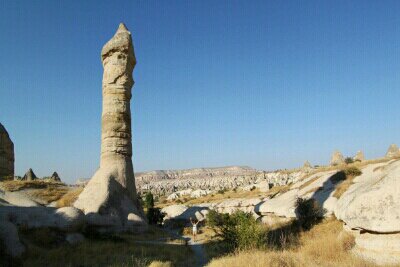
[207,210,263,250]
[147,208,165,226]
[295,198,325,230]
[143,192,155,209]
[344,157,354,164]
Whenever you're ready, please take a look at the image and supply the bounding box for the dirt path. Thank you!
[163,228,208,267]
[186,236,208,267]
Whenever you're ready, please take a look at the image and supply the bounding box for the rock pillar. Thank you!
[74,24,146,232]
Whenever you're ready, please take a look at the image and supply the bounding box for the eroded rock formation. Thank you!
[330,150,344,166]
[353,150,365,162]
[74,23,146,232]
[22,168,37,181]
[386,143,400,158]
[0,123,14,180]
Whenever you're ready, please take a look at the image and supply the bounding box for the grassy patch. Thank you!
[22,227,193,267]
[206,218,375,267]
[30,187,69,204]
[298,176,320,190]
[56,187,84,207]
[332,167,362,199]
[0,180,65,192]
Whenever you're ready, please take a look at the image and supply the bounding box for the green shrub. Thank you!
[344,157,354,164]
[295,198,325,230]
[147,207,165,226]
[144,192,155,209]
[207,210,264,250]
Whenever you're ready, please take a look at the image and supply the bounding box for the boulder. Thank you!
[335,160,400,233]
[0,190,40,207]
[0,219,25,257]
[161,205,188,219]
[335,160,400,264]
[55,207,85,232]
[190,189,210,198]
[330,150,344,166]
[0,123,14,180]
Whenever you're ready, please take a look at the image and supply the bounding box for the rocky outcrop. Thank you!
[22,168,37,181]
[137,166,305,196]
[386,144,400,158]
[74,23,146,233]
[50,172,61,182]
[0,123,14,180]
[335,159,400,264]
[330,150,344,166]
[353,150,365,162]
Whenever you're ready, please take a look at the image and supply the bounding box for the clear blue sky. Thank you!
[1,1,399,183]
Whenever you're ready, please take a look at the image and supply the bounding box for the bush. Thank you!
[207,210,264,250]
[344,157,354,164]
[217,189,226,195]
[144,192,155,209]
[343,166,362,177]
[147,207,165,226]
[295,198,325,230]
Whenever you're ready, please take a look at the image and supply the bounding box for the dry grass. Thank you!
[30,186,69,203]
[56,187,84,207]
[298,175,320,190]
[206,218,377,267]
[22,226,193,267]
[333,178,356,198]
[0,180,65,192]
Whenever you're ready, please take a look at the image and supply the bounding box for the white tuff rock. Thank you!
[74,23,146,232]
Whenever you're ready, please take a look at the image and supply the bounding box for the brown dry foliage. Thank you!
[30,186,69,203]
[207,219,376,267]
[0,180,64,192]
[56,187,83,207]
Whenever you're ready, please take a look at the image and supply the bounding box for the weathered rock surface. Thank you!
[0,219,25,257]
[22,168,37,181]
[353,150,365,162]
[74,23,146,232]
[386,143,400,158]
[0,123,14,180]
[330,150,344,166]
[0,189,40,207]
[335,159,400,233]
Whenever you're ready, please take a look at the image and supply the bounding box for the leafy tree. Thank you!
[143,192,155,209]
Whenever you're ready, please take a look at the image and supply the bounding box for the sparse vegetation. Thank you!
[298,176,320,190]
[0,180,65,192]
[295,198,325,230]
[206,218,373,267]
[207,210,265,250]
[56,187,83,207]
[30,186,69,203]
[333,167,362,198]
[21,227,193,267]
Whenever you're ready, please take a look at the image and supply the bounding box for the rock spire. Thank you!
[0,123,14,180]
[74,24,146,232]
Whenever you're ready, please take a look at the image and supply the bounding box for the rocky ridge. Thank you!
[136,166,307,196]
